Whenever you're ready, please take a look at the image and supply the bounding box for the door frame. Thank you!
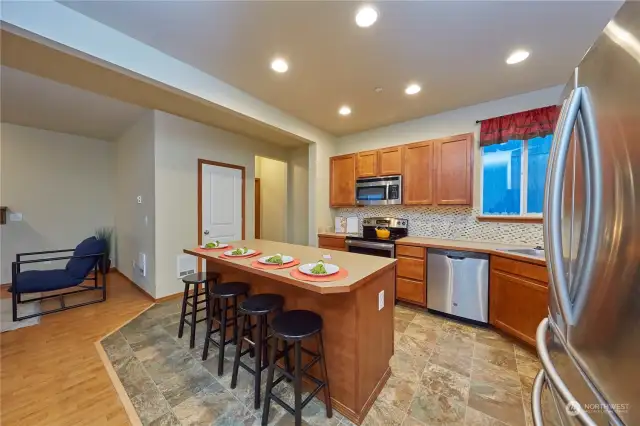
[254,178,261,239]
[197,159,246,247]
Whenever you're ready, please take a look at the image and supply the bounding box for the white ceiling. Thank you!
[61,1,621,136]
[1,66,146,141]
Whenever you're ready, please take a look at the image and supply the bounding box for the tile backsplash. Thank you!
[335,206,543,246]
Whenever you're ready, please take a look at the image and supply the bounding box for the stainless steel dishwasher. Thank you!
[427,248,489,323]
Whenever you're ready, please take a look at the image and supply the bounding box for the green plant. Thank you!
[95,227,114,261]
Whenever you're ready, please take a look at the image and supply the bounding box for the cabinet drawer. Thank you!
[397,257,425,281]
[397,277,426,306]
[396,245,425,259]
[491,256,548,284]
[318,236,346,251]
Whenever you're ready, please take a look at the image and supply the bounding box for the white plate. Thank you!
[224,249,256,257]
[298,263,339,276]
[200,243,229,249]
[258,255,294,265]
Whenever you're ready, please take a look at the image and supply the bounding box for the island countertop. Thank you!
[184,239,396,294]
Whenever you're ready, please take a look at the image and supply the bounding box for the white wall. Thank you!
[336,86,564,207]
[2,0,337,243]
[0,124,115,283]
[114,112,156,296]
[287,146,310,245]
[255,156,288,243]
[153,111,291,298]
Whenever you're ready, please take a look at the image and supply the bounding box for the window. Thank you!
[481,134,552,215]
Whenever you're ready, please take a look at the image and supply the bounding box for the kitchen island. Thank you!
[184,240,396,424]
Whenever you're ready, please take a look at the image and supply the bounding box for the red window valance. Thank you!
[479,105,560,147]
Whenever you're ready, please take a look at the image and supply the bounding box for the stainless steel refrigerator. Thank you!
[533,2,639,425]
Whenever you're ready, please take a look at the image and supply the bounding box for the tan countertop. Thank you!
[185,239,396,294]
[317,232,358,239]
[396,237,546,266]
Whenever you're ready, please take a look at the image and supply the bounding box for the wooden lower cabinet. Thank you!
[395,244,427,307]
[318,235,347,251]
[489,256,548,346]
[397,277,426,306]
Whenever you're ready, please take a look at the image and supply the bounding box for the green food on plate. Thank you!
[231,247,249,256]
[310,260,327,275]
[204,240,220,249]
[266,254,283,265]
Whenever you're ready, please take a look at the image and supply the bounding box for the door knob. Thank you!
[204,230,210,235]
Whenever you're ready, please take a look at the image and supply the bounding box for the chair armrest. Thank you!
[16,248,75,262]
[13,253,105,265]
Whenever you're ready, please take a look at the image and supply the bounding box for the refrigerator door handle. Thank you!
[536,318,597,426]
[531,370,545,426]
[545,87,583,327]
[571,89,603,321]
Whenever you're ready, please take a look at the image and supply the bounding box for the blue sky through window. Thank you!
[481,134,552,215]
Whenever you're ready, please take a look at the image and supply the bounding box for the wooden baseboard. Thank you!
[155,292,184,303]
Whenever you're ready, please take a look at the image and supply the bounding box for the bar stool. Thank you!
[262,310,332,426]
[178,272,219,348]
[203,281,250,376]
[231,293,291,409]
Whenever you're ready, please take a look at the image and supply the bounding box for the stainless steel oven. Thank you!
[355,175,402,206]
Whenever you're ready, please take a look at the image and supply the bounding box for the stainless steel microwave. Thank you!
[355,175,402,206]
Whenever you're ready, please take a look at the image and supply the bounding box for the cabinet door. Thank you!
[489,270,548,345]
[330,154,356,207]
[434,133,473,205]
[379,146,403,176]
[356,150,379,178]
[403,141,434,205]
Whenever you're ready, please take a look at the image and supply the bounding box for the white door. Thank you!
[201,163,243,246]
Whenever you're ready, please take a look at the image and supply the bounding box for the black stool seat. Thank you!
[212,282,250,297]
[271,310,322,340]
[241,294,284,315]
[182,271,219,284]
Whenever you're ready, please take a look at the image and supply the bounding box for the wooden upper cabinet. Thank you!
[356,150,379,178]
[403,141,434,205]
[330,154,356,207]
[379,146,403,176]
[434,133,474,205]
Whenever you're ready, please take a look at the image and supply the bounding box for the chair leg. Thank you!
[178,282,189,339]
[189,284,199,349]
[246,315,255,358]
[232,295,239,344]
[217,298,228,376]
[261,335,278,426]
[254,315,263,409]
[202,285,213,361]
[317,332,333,418]
[294,340,303,426]
[282,338,291,381]
[12,288,18,322]
[231,313,246,389]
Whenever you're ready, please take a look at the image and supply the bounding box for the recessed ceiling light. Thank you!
[339,106,352,116]
[506,50,530,65]
[355,6,378,28]
[405,84,421,95]
[270,58,289,73]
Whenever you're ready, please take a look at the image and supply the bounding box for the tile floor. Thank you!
[100,300,541,426]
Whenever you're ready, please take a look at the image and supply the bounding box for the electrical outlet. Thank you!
[137,195,142,204]
[378,290,384,311]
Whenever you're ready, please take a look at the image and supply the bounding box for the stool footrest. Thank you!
[186,298,207,308]
[266,375,324,416]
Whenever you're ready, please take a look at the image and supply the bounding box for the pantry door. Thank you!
[198,160,245,269]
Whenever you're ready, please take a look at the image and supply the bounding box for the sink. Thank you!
[497,248,545,258]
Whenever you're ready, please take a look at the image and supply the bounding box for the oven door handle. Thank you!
[345,240,395,251]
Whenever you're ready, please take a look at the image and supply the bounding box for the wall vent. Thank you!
[177,254,197,279]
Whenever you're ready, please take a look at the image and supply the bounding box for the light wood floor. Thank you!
[0,273,153,425]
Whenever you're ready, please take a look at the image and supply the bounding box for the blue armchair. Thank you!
[11,237,108,321]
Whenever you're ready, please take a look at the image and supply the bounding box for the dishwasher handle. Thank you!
[428,248,489,261]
